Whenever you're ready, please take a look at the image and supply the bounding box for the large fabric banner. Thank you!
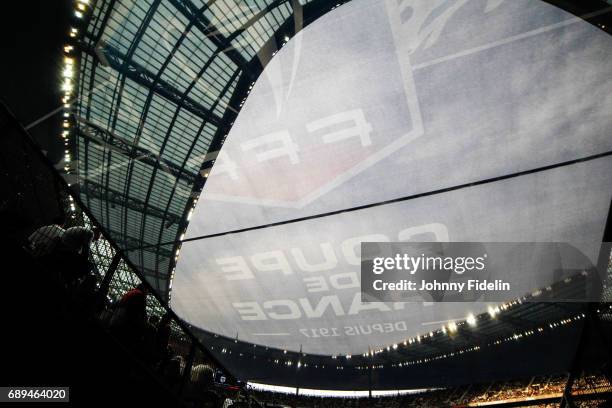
[171,0,612,355]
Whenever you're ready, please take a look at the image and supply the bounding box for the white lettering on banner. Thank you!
[300,322,409,338]
[265,300,302,320]
[241,130,300,164]
[251,250,292,276]
[218,256,254,280]
[212,150,239,181]
[303,273,360,293]
[300,296,346,318]
[233,302,266,320]
[343,320,408,336]
[233,293,407,321]
[213,109,374,181]
[215,223,451,280]
[291,243,338,272]
[329,272,360,290]
[303,276,329,292]
[223,223,450,327]
[306,109,373,147]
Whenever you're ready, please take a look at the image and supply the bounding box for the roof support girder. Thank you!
[168,0,258,77]
[108,229,174,258]
[94,43,223,126]
[79,179,182,226]
[75,116,197,184]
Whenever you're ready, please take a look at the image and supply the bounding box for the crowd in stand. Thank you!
[25,216,244,408]
[29,215,101,286]
[250,373,612,408]
[467,375,568,403]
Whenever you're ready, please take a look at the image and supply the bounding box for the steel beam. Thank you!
[93,43,223,126]
[75,115,197,184]
[79,180,182,226]
[168,0,257,77]
[106,229,174,258]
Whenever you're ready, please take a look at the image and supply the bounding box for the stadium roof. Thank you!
[70,0,340,297]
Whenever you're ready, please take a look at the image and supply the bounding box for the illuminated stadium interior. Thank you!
[4,0,611,401]
[65,0,612,355]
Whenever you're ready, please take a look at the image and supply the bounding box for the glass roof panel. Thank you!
[113,79,149,143]
[138,94,177,153]
[161,109,201,162]
[132,2,189,73]
[161,25,218,97]
[205,0,265,37]
[102,0,154,55]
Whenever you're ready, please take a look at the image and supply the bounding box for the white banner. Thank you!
[171,0,612,355]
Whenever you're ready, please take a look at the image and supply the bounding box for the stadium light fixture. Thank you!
[62,80,73,92]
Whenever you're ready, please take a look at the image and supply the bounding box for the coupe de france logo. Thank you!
[202,0,504,209]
